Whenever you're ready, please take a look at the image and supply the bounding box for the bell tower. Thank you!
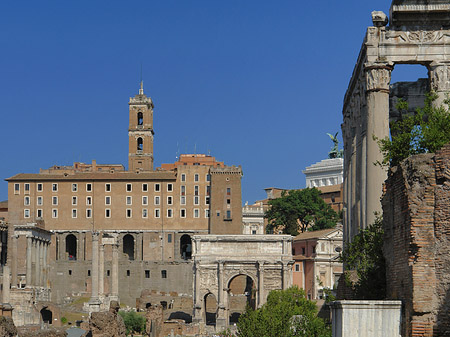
[128,82,154,171]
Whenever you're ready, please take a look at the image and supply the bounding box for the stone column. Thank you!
[34,239,40,287]
[364,63,392,228]
[91,232,99,300]
[111,243,119,301]
[258,261,265,307]
[43,241,48,288]
[26,236,32,287]
[99,243,104,296]
[216,262,226,329]
[39,240,44,286]
[192,263,202,323]
[11,235,18,288]
[2,265,10,304]
[429,62,450,108]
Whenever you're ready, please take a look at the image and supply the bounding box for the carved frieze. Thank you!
[430,62,450,92]
[385,30,450,44]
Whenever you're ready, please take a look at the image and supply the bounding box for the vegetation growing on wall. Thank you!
[118,310,146,335]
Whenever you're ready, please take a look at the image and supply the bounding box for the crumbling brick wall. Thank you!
[382,144,450,337]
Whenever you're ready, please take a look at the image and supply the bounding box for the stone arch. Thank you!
[65,234,77,260]
[203,292,217,326]
[227,273,256,324]
[180,234,192,260]
[123,234,135,260]
[40,307,52,324]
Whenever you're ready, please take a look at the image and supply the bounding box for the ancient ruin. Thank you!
[342,0,450,243]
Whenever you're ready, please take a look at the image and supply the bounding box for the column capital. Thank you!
[429,62,450,93]
[364,63,393,93]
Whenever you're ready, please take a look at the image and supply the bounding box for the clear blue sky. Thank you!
[0,0,428,204]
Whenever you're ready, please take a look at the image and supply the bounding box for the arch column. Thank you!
[429,62,450,108]
[364,62,392,227]
[216,262,227,330]
[258,261,265,307]
[192,263,202,323]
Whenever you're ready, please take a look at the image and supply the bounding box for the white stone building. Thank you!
[303,158,343,188]
[242,202,265,235]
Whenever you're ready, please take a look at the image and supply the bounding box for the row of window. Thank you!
[14,179,213,194]
[23,195,211,207]
[24,208,210,219]
[68,268,168,279]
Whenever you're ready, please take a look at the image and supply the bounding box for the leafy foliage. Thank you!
[339,215,385,299]
[265,188,339,236]
[118,310,146,335]
[237,287,331,337]
[375,93,450,167]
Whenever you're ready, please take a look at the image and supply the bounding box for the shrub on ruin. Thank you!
[236,286,331,337]
[118,310,146,335]
[375,93,450,167]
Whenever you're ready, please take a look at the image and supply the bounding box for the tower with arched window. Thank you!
[128,81,154,171]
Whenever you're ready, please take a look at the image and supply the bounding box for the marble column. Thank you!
[33,239,39,286]
[91,232,99,300]
[429,62,450,108]
[11,235,18,288]
[99,243,104,296]
[364,63,392,228]
[258,261,265,307]
[39,240,44,286]
[111,243,119,301]
[2,265,10,304]
[26,237,32,287]
[216,262,226,329]
[192,263,202,323]
[43,241,48,288]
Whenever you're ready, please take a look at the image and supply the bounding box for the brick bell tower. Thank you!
[128,81,154,171]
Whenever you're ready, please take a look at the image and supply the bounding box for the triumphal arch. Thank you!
[191,235,293,330]
[342,0,450,243]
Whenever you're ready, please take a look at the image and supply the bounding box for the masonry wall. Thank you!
[382,144,450,337]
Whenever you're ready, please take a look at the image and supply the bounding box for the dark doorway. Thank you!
[123,234,135,260]
[204,293,217,326]
[66,234,77,260]
[180,234,192,260]
[41,308,52,324]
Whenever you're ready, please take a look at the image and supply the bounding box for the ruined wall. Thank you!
[382,144,450,337]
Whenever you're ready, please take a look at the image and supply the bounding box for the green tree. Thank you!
[339,215,385,299]
[375,93,450,167]
[237,287,331,337]
[265,188,339,236]
[118,310,146,335]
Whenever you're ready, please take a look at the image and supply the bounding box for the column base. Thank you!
[85,298,102,314]
[216,317,227,331]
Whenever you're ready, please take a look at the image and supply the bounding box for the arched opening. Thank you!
[40,308,52,324]
[137,112,143,126]
[65,234,77,260]
[123,234,135,260]
[137,137,143,151]
[203,293,217,326]
[145,302,152,309]
[180,234,192,260]
[228,274,256,324]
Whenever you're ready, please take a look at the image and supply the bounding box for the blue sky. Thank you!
[0,0,428,204]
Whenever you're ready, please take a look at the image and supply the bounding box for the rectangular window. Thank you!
[24,196,30,206]
[52,209,58,218]
[206,174,211,182]
[295,264,300,272]
[205,209,210,218]
[14,183,20,194]
[105,183,111,192]
[126,183,132,192]
[142,208,148,218]
[37,183,43,192]
[24,183,30,193]
[37,196,43,206]
[72,183,77,192]
[126,209,132,218]
[52,196,58,206]
[194,196,199,205]
[226,210,231,219]
[154,196,160,205]
[205,196,210,205]
[167,209,173,218]
[145,270,150,278]
[167,183,173,192]
[155,209,160,218]
[72,196,77,205]
[167,196,173,205]
[194,174,199,182]
[142,196,148,205]
[181,185,186,196]
[72,209,77,218]
[180,196,186,205]
[107,270,110,277]
[194,209,199,218]
[227,199,231,204]
[126,196,132,205]
[154,183,160,192]
[105,196,111,205]
[161,270,167,279]
[168,234,172,243]
[302,247,306,255]
[126,270,130,277]
[142,183,148,192]
[105,209,111,218]
[86,209,92,218]
[194,185,199,196]
[181,174,186,182]
[180,209,186,218]
[86,183,92,192]
[52,183,58,192]
[227,187,231,195]
[86,196,92,205]
[206,186,210,195]
[37,209,43,218]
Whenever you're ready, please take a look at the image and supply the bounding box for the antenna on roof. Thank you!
[139,62,144,95]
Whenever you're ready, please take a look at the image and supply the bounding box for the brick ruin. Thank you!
[382,143,450,337]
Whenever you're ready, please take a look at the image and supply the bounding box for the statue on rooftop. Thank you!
[327,132,344,159]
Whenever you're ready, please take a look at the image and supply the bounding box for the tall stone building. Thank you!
[4,84,243,324]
